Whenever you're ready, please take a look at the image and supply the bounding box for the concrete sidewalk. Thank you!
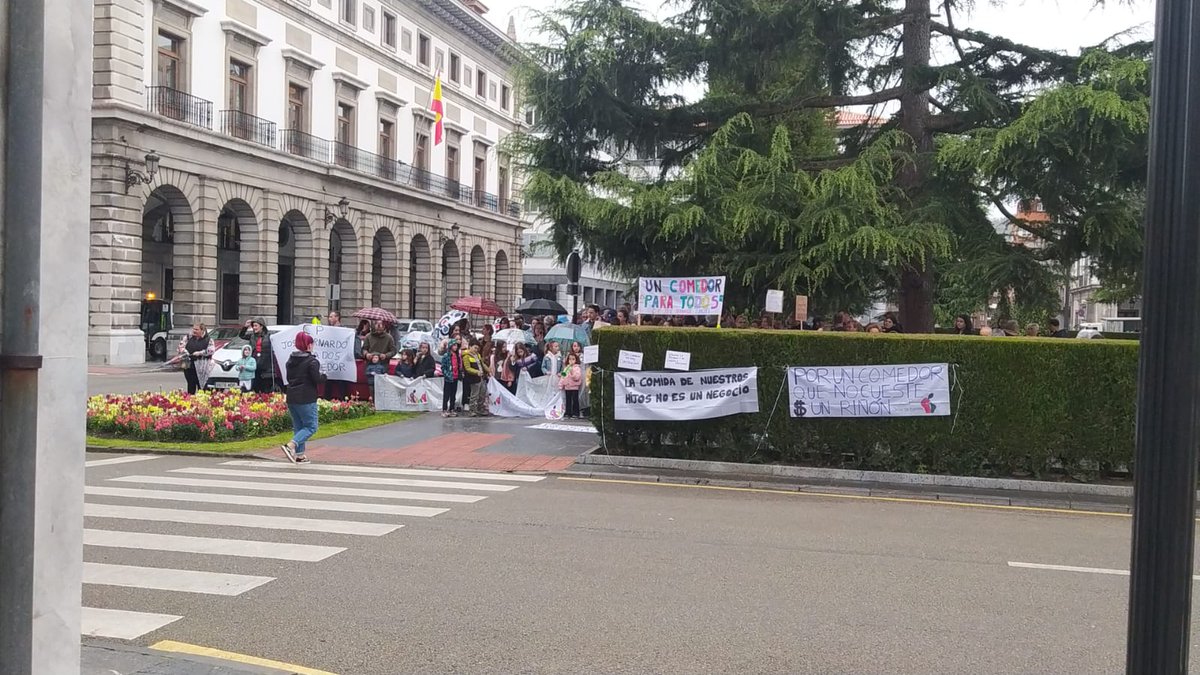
[82,640,305,674]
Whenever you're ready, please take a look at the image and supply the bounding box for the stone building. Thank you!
[90,0,525,364]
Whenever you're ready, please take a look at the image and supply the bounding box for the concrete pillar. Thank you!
[396,222,412,318]
[248,188,276,322]
[88,146,147,364]
[0,0,91,666]
[178,175,219,326]
[92,0,145,107]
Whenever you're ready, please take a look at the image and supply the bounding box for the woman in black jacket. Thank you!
[281,331,325,464]
[413,341,437,378]
[244,318,275,393]
[179,324,212,394]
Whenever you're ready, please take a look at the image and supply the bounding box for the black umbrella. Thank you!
[515,298,568,316]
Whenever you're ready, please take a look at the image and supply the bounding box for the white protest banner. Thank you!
[373,375,442,412]
[271,324,357,384]
[487,373,565,420]
[787,363,951,418]
[765,289,784,313]
[582,345,600,364]
[618,350,643,370]
[664,350,691,371]
[614,367,759,422]
[636,276,725,316]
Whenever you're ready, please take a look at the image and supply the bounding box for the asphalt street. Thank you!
[81,451,1199,674]
[89,365,182,396]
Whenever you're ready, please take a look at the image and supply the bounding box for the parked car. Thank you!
[393,318,433,334]
[206,325,289,390]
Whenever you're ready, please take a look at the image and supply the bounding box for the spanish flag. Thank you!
[431,72,444,146]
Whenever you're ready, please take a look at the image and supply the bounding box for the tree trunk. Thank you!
[896,0,935,332]
[899,267,935,333]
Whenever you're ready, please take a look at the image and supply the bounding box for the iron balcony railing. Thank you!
[220,110,277,148]
[277,131,522,218]
[281,129,332,163]
[332,141,401,181]
[146,86,213,130]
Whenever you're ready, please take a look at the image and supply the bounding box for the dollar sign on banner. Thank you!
[793,399,807,417]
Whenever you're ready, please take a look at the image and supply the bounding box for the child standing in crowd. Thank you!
[560,352,584,419]
[395,350,416,378]
[414,342,437,378]
[236,345,257,392]
[462,340,485,416]
[542,341,562,380]
[441,340,463,417]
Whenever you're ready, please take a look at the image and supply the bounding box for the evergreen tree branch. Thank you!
[930,21,1076,67]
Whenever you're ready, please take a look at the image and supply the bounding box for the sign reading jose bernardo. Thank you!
[615,367,758,421]
[271,324,358,384]
[636,276,726,316]
[787,363,951,418]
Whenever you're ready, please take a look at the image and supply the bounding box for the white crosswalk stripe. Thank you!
[220,459,546,482]
[84,562,274,595]
[82,457,540,640]
[84,529,346,561]
[84,502,402,536]
[115,473,489,503]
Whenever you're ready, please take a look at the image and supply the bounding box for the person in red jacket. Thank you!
[559,351,584,419]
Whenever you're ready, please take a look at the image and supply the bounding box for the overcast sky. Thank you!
[482,0,1156,104]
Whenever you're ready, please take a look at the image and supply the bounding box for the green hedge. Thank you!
[589,327,1138,480]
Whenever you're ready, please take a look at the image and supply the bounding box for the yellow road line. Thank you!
[150,640,337,675]
[557,476,1134,519]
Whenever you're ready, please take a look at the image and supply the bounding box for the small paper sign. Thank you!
[617,350,644,370]
[766,289,784,313]
[795,295,809,323]
[583,344,600,364]
[664,350,691,371]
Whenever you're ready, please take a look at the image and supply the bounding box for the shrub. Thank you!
[589,327,1137,480]
[87,390,375,442]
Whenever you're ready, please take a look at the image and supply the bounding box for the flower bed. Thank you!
[87,390,374,442]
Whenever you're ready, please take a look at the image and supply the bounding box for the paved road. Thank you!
[82,452,1199,674]
[89,365,182,396]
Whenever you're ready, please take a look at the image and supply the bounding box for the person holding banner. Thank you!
[281,331,324,464]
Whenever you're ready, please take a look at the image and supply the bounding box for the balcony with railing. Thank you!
[281,129,332,163]
[332,142,401,181]
[146,86,213,130]
[220,110,277,148]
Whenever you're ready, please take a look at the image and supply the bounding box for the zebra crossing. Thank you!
[82,455,543,641]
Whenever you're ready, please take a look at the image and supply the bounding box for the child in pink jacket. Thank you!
[559,352,584,419]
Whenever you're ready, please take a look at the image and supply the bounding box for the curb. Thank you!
[573,452,1138,499]
[87,446,265,459]
[551,468,1133,513]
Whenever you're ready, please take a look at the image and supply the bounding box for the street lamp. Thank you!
[324,197,350,225]
[124,150,159,193]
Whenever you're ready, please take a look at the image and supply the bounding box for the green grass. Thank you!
[86,412,416,454]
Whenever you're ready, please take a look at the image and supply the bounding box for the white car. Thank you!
[393,318,433,334]
[206,325,290,390]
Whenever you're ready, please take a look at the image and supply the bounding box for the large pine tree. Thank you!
[514,0,1150,329]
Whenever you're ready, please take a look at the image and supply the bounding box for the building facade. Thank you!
[90,0,524,364]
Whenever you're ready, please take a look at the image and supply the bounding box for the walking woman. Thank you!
[281,331,324,464]
[179,324,214,394]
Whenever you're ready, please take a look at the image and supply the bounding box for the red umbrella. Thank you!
[450,296,507,317]
[353,307,398,324]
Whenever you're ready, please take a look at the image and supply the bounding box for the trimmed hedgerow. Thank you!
[589,327,1137,480]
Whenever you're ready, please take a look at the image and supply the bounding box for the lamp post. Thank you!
[124,150,159,193]
[324,197,350,225]
[1125,0,1200,670]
